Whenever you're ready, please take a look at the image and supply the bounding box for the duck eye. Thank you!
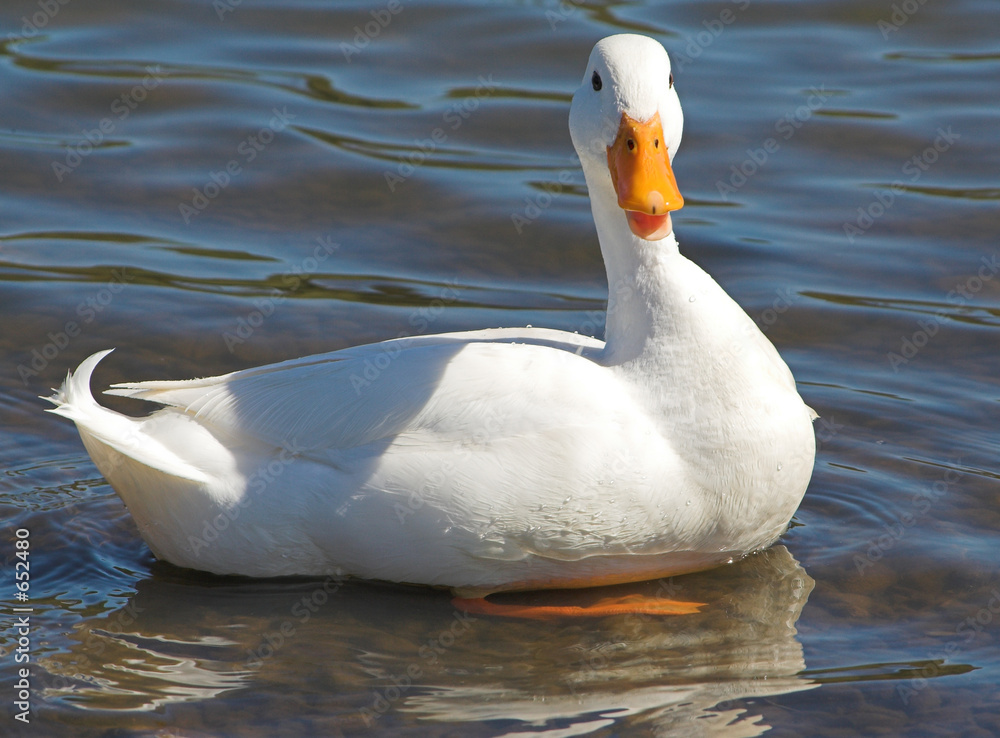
[592,70,602,91]
[654,138,659,149]
[669,73,674,89]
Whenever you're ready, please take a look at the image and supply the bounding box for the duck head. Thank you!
[569,35,684,242]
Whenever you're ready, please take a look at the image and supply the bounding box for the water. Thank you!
[2,0,999,735]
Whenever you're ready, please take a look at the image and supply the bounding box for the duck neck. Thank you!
[590,189,686,367]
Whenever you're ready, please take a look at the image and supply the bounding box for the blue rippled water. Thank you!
[2,0,999,735]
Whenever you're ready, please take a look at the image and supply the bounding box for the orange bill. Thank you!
[606,111,684,240]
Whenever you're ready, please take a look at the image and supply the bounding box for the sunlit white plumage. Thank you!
[47,35,815,595]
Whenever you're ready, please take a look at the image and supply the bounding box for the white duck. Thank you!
[48,35,815,616]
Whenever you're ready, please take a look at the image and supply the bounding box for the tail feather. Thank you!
[45,351,245,571]
[44,348,115,421]
[45,350,211,484]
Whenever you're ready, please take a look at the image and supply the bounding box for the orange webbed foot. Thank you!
[452,592,705,620]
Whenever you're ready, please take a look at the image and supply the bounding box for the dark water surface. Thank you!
[2,0,999,735]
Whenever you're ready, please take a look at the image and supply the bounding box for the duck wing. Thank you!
[105,328,610,457]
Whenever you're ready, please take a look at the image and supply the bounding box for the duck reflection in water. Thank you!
[40,546,815,736]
